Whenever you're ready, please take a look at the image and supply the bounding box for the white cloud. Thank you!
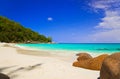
[89,0,120,42]
[47,17,53,21]
[96,11,120,29]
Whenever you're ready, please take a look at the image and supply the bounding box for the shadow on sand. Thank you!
[7,63,42,78]
[0,65,17,72]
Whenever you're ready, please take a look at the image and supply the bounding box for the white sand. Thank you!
[0,43,99,79]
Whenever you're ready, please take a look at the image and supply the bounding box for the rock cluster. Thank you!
[73,52,120,79]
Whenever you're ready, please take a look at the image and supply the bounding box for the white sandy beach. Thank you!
[0,43,99,79]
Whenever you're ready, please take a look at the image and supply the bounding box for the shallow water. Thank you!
[16,43,120,55]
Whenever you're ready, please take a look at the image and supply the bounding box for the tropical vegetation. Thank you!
[0,16,52,43]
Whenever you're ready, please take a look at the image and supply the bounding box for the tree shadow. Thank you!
[25,63,42,71]
[7,63,42,78]
[0,65,16,72]
[7,67,24,75]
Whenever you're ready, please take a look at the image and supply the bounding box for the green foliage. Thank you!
[0,16,52,43]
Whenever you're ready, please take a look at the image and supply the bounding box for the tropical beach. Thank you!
[0,43,99,79]
[0,0,120,79]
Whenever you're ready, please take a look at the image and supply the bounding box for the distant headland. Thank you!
[0,16,52,43]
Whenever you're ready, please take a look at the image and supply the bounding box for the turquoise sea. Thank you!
[17,43,120,55]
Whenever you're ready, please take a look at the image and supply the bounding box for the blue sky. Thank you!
[0,0,120,43]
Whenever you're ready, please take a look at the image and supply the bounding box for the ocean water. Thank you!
[16,43,120,55]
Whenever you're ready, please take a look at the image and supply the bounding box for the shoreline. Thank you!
[15,43,103,57]
[15,43,120,57]
[0,43,99,79]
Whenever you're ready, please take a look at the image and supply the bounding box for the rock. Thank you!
[100,53,120,79]
[73,54,109,70]
[0,73,10,79]
[76,53,92,61]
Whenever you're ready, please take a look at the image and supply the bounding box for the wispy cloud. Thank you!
[96,11,120,29]
[90,0,120,10]
[89,0,120,42]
